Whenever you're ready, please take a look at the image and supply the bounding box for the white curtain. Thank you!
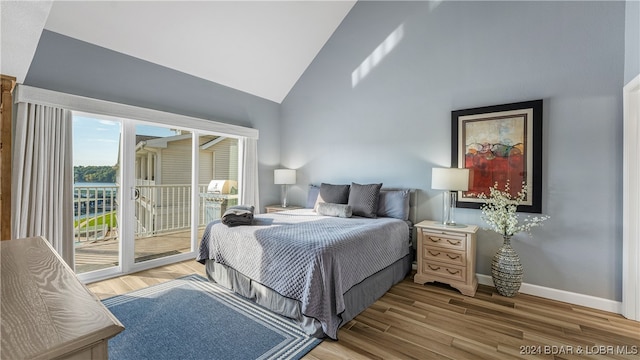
[240,137,260,213]
[12,102,74,268]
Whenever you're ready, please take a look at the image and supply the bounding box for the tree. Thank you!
[74,166,116,183]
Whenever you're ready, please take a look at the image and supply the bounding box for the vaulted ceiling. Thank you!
[1,1,356,103]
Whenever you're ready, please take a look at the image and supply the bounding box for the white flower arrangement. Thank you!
[478,181,549,237]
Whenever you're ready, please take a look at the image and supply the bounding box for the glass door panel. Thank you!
[198,135,239,239]
[133,126,192,263]
[73,116,121,274]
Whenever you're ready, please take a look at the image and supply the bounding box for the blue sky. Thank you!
[73,116,175,166]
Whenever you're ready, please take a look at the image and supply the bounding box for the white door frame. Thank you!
[623,74,640,321]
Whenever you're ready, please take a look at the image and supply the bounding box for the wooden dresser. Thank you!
[414,220,479,296]
[1,236,124,360]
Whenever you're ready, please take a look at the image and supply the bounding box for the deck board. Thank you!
[75,229,203,273]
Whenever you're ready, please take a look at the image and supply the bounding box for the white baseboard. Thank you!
[476,274,622,314]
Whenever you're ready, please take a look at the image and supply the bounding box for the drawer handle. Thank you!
[446,254,460,260]
[429,237,441,243]
[447,239,461,246]
[428,265,440,271]
[446,268,461,275]
[428,250,440,256]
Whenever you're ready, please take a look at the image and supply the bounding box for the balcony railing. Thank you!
[74,185,119,243]
[134,183,206,238]
[74,183,237,244]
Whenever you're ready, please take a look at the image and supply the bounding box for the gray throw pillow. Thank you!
[314,183,350,211]
[317,202,352,218]
[306,185,320,208]
[377,189,410,220]
[348,182,382,218]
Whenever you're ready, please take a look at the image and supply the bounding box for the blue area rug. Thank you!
[102,274,321,360]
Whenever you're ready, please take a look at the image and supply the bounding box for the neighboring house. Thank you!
[121,133,238,236]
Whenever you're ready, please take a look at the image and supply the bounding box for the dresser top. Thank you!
[1,236,124,360]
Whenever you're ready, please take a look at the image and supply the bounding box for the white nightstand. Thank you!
[264,204,303,213]
[414,220,479,296]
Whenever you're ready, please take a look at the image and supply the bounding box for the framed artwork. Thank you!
[451,99,543,213]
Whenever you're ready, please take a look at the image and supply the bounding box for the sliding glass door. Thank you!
[73,113,241,281]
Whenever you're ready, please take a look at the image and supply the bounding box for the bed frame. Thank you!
[205,254,411,339]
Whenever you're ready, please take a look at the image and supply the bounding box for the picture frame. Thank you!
[451,99,543,213]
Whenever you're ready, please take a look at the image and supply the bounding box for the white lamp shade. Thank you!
[431,167,469,191]
[274,169,296,185]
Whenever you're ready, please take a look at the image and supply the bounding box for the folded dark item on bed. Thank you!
[221,205,255,227]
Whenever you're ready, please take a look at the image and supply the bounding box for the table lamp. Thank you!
[274,169,296,207]
[431,167,469,226]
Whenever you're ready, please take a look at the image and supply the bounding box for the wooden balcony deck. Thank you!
[75,228,205,273]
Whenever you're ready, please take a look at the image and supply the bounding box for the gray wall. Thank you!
[626,0,640,84]
[25,30,282,208]
[281,1,626,301]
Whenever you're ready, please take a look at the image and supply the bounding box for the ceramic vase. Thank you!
[491,235,523,297]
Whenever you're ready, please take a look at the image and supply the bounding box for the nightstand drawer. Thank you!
[422,262,466,282]
[422,230,466,250]
[423,246,466,266]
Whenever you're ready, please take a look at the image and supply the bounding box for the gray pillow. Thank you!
[377,189,410,220]
[348,182,382,218]
[306,185,320,208]
[317,202,352,218]
[314,183,350,210]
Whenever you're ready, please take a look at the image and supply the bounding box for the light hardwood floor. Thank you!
[88,260,640,360]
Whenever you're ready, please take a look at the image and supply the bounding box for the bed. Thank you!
[196,184,414,339]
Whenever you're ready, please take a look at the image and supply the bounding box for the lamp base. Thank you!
[280,184,289,208]
[442,190,465,227]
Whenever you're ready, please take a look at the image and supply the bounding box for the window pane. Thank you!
[73,116,121,274]
[198,136,239,238]
[134,126,192,263]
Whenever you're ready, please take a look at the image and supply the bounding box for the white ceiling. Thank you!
[0,0,54,83]
[1,0,356,103]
